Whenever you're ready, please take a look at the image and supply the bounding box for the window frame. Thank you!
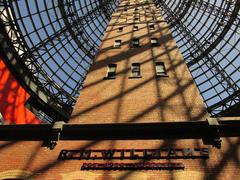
[114,40,122,48]
[133,14,140,22]
[133,25,139,31]
[129,63,142,78]
[151,38,159,46]
[117,27,123,32]
[131,38,140,48]
[155,62,168,77]
[149,24,155,30]
[105,64,117,79]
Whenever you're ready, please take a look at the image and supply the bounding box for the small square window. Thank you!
[133,14,140,22]
[106,64,117,79]
[131,38,140,47]
[133,26,138,31]
[118,27,123,32]
[155,62,167,77]
[114,40,122,48]
[131,63,141,78]
[151,38,159,46]
[149,24,155,30]
[134,17,139,21]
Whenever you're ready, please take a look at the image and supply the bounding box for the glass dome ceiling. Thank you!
[0,0,239,120]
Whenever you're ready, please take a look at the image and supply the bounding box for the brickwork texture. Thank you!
[0,0,239,179]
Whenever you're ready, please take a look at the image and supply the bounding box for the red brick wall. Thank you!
[71,0,207,124]
[0,138,239,179]
[0,0,239,179]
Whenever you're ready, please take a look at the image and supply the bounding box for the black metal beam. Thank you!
[0,118,240,141]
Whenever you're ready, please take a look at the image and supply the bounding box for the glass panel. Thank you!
[133,26,138,31]
[132,63,140,76]
[151,38,159,46]
[132,39,140,47]
[156,63,166,76]
[150,25,155,30]
[133,40,139,45]
[114,40,121,48]
[156,64,164,72]
[108,64,117,78]
[118,27,123,32]
[151,38,158,44]
[109,66,116,73]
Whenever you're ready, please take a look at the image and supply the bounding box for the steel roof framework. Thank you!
[156,0,240,116]
[0,0,239,120]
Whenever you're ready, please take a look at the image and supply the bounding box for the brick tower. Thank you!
[1,0,239,179]
[70,0,207,124]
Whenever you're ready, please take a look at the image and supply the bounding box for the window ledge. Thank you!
[130,46,141,48]
[156,74,169,78]
[113,46,121,49]
[129,76,142,79]
[104,76,116,80]
[151,44,160,47]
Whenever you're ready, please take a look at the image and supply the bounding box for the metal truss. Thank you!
[155,0,240,116]
[0,0,120,120]
[0,0,239,119]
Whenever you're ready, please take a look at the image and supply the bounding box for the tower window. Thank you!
[155,62,167,77]
[133,25,138,31]
[149,24,155,30]
[133,13,140,22]
[134,17,139,21]
[131,63,141,78]
[106,64,117,79]
[118,27,123,32]
[131,38,140,47]
[151,38,159,46]
[114,40,122,48]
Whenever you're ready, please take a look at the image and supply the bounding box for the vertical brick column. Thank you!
[71,0,208,124]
